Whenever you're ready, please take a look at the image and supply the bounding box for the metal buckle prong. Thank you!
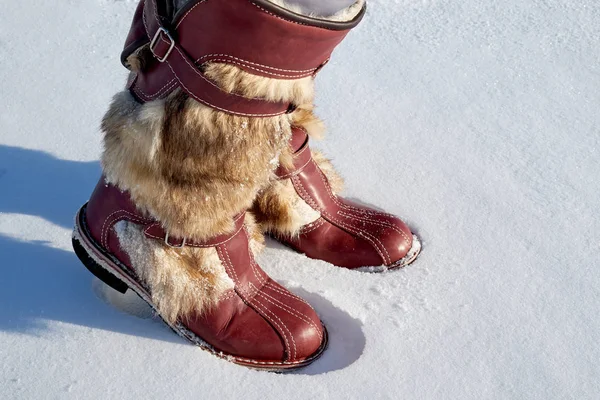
[150,27,175,63]
[165,232,186,248]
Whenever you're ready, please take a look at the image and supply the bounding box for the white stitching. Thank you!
[338,211,411,245]
[165,62,286,117]
[100,210,150,249]
[313,162,396,263]
[291,166,391,265]
[257,283,322,341]
[250,2,310,27]
[175,0,208,29]
[196,54,316,74]
[167,41,259,101]
[144,0,289,117]
[249,295,297,361]
[144,223,245,248]
[203,58,314,79]
[323,212,391,265]
[299,218,325,234]
[265,281,313,310]
[277,156,313,179]
[132,78,177,99]
[220,240,295,361]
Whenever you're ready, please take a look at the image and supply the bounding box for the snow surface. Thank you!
[1,0,599,398]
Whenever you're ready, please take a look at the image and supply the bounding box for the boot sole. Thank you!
[271,232,422,273]
[72,204,328,372]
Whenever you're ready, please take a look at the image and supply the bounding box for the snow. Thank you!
[1,0,599,398]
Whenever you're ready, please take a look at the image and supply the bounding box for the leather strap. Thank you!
[123,0,366,116]
[276,127,312,179]
[135,0,291,117]
[143,212,247,248]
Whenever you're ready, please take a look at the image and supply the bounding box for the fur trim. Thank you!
[290,106,326,140]
[252,179,320,237]
[114,211,265,322]
[115,220,234,323]
[125,44,152,73]
[267,0,365,21]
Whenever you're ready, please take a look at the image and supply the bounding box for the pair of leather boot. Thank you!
[73,0,421,371]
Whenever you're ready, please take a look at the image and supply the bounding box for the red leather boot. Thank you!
[74,0,366,369]
[74,180,326,370]
[255,127,422,272]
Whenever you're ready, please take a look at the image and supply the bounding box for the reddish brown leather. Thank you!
[122,0,147,66]
[123,0,365,115]
[84,176,323,363]
[143,213,247,248]
[275,128,414,269]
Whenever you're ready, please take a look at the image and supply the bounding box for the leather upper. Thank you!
[276,128,414,269]
[121,0,365,116]
[84,177,323,363]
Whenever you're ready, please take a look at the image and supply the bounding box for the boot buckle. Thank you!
[165,232,186,248]
[150,27,175,63]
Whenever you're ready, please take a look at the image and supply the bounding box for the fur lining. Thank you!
[267,0,365,21]
[173,0,364,21]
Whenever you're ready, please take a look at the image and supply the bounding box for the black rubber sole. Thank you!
[72,237,129,294]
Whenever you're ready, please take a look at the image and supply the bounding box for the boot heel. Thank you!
[72,237,129,294]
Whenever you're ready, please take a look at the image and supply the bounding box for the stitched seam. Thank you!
[219,290,236,301]
[216,247,280,358]
[245,228,268,286]
[299,218,325,234]
[338,211,411,245]
[217,246,239,285]
[249,295,297,361]
[166,40,264,101]
[313,162,392,264]
[145,223,245,247]
[258,284,322,341]
[290,166,390,265]
[249,0,354,31]
[250,2,309,26]
[340,204,398,220]
[265,281,314,311]
[150,0,161,25]
[100,210,150,249]
[322,211,391,265]
[175,0,208,29]
[277,157,312,179]
[146,0,286,117]
[220,239,294,361]
[166,63,285,117]
[132,79,177,99]
[291,175,320,211]
[203,58,313,79]
[197,54,316,74]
